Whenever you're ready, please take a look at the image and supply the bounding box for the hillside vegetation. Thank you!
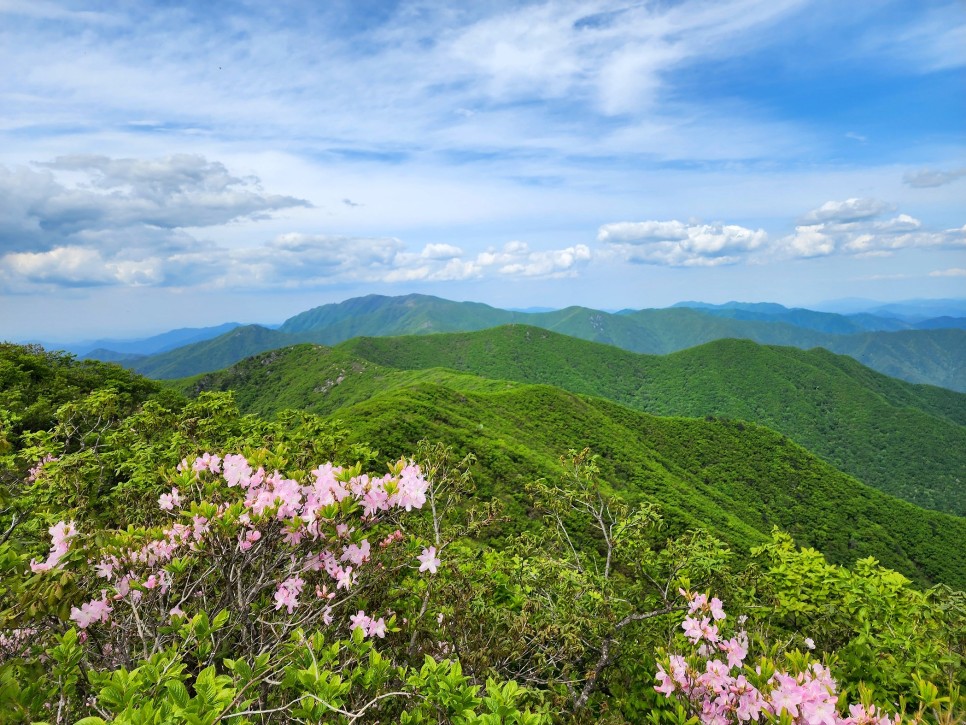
[3,343,964,722]
[323,380,966,588]
[177,327,966,515]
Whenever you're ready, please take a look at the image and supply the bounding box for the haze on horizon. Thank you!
[1,0,964,341]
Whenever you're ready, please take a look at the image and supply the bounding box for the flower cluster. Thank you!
[69,592,112,629]
[655,592,900,725]
[349,609,388,639]
[30,453,439,640]
[26,454,57,483]
[29,520,76,573]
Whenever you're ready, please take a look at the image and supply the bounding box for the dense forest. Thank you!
[179,327,966,515]
[1,342,963,723]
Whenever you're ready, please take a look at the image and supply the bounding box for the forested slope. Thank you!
[177,328,966,514]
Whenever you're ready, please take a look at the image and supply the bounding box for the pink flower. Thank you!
[341,540,371,566]
[94,559,115,580]
[688,592,708,614]
[655,666,676,696]
[367,617,387,638]
[418,546,440,574]
[273,576,305,614]
[158,487,181,511]
[192,453,221,474]
[191,515,209,541]
[336,566,356,590]
[70,593,112,629]
[719,633,749,669]
[682,615,704,643]
[30,520,76,573]
[349,610,371,633]
[709,597,726,621]
[222,453,253,487]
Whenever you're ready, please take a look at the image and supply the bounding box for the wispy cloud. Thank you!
[1,1,965,336]
[903,167,966,188]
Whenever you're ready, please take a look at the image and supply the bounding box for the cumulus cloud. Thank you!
[799,198,890,224]
[597,220,767,267]
[475,241,592,278]
[239,233,404,285]
[420,243,464,260]
[903,168,966,188]
[0,205,592,291]
[0,155,310,254]
[782,199,965,258]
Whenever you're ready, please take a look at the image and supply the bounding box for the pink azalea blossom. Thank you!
[70,593,112,629]
[418,546,440,574]
[158,487,181,511]
[273,576,305,614]
[367,617,387,638]
[709,597,726,621]
[30,520,76,573]
[341,540,371,566]
[349,610,371,633]
[336,566,356,590]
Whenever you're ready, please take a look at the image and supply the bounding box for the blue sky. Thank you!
[0,0,963,340]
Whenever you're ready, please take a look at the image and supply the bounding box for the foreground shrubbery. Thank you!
[0,346,962,723]
[4,447,962,722]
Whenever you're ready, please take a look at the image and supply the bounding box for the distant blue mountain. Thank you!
[64,323,245,357]
[817,298,966,321]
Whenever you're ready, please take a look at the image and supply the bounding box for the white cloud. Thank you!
[440,0,808,117]
[0,222,592,292]
[799,198,890,224]
[598,220,767,267]
[929,267,966,277]
[0,245,166,288]
[474,241,591,278]
[903,167,966,188]
[420,243,464,260]
[0,156,309,254]
[782,200,965,258]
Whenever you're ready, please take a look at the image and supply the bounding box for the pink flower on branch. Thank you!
[273,576,305,614]
[70,592,112,629]
[158,487,181,511]
[417,546,440,574]
[656,592,900,725]
[30,520,76,573]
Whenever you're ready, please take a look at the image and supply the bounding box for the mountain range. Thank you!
[174,327,966,516]
[78,294,966,391]
[168,341,966,588]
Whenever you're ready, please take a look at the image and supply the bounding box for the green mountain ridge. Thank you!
[126,294,966,391]
[175,327,966,515]
[133,325,301,379]
[322,379,966,589]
